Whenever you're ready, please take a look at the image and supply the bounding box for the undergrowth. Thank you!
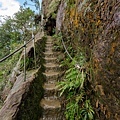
[0,52,21,89]
[55,33,94,120]
[0,43,22,108]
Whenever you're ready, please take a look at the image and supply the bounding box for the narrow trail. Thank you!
[39,36,64,120]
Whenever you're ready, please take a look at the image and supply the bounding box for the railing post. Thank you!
[24,41,26,81]
[33,36,36,69]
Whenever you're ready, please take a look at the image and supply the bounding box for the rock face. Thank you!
[42,0,61,35]
[0,69,39,120]
[42,0,120,119]
[42,0,60,18]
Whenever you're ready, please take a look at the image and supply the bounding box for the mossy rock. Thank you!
[47,0,60,18]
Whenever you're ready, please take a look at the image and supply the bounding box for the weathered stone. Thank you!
[39,36,64,119]
[0,69,39,120]
[42,0,120,119]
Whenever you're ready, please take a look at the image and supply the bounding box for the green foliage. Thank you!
[20,56,36,71]
[24,0,40,11]
[65,99,94,120]
[0,7,35,59]
[0,51,21,82]
[66,0,75,9]
[80,100,94,120]
[58,65,85,96]
[0,50,21,108]
[65,100,80,120]
[53,33,63,51]
[16,70,44,120]
[14,7,34,31]
[0,6,35,108]
[58,51,94,120]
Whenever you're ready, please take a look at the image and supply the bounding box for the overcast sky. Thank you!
[0,0,20,18]
[0,0,42,22]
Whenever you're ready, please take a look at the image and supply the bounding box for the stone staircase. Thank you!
[39,36,64,120]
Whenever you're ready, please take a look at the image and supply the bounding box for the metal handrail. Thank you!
[0,34,37,63]
[24,41,26,81]
[0,31,40,81]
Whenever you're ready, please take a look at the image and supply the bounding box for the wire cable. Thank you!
[0,33,39,63]
[61,33,81,69]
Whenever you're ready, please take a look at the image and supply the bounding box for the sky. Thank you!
[0,0,42,22]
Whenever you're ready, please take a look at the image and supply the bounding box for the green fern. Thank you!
[58,53,94,119]
[80,100,94,120]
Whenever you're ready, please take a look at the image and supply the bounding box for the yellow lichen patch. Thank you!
[70,8,75,19]
[74,11,79,27]
[94,58,100,70]
[96,19,101,26]
[110,42,117,55]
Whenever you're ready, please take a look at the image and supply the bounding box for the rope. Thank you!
[61,37,75,62]
[61,35,81,70]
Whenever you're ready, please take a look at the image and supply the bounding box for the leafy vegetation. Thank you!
[0,6,36,107]
[0,7,35,59]
[0,50,21,109]
[24,0,41,14]
[60,0,120,119]
[55,33,94,120]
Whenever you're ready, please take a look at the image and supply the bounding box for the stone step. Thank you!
[39,36,64,120]
[44,51,54,54]
[47,36,52,39]
[46,41,53,44]
[45,49,53,53]
[45,46,54,51]
[44,63,59,72]
[40,99,61,115]
[39,115,64,120]
[43,71,60,81]
[46,43,53,47]
[44,51,60,54]
[46,39,53,42]
[44,57,57,63]
[46,79,58,84]
[45,47,53,52]
[43,83,58,99]
[45,46,53,49]
[44,52,55,57]
[43,83,57,91]
[46,44,53,47]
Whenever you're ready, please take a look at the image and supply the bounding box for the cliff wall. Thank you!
[42,0,120,119]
